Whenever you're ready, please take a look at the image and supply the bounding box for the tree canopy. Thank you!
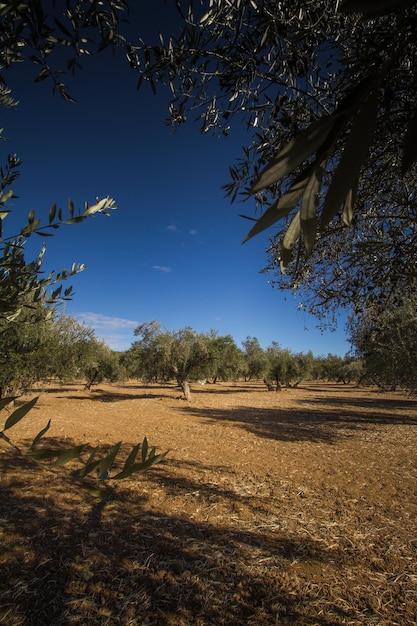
[2,0,417,364]
[123,322,245,396]
[0,0,129,103]
[131,0,417,322]
[3,1,417,326]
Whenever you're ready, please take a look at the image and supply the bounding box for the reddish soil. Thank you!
[1,380,417,625]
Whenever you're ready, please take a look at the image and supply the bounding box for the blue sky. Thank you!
[1,4,351,356]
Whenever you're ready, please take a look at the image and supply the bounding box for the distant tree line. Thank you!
[0,298,125,398]
[120,320,362,398]
[121,314,417,396]
[5,303,417,401]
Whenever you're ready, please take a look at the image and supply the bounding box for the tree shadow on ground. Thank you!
[65,390,173,402]
[1,451,396,626]
[189,383,267,395]
[64,384,267,403]
[179,393,417,444]
[301,393,417,412]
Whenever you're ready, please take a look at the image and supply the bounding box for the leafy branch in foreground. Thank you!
[0,152,117,322]
[0,396,168,497]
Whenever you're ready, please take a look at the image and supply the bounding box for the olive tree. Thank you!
[348,294,417,392]
[241,336,268,380]
[0,303,125,395]
[312,353,346,381]
[0,295,53,397]
[127,321,213,398]
[43,313,124,388]
[123,321,169,383]
[264,344,314,389]
[205,332,244,382]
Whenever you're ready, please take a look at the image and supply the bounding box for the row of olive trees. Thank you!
[121,321,358,397]
[242,337,362,388]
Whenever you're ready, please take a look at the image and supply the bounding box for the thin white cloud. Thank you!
[74,312,138,351]
[152,265,172,273]
[76,312,138,330]
[167,224,178,232]
[189,229,197,235]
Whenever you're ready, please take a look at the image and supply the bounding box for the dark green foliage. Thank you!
[242,336,268,380]
[124,322,230,393]
[206,332,245,382]
[348,293,417,392]
[264,343,314,388]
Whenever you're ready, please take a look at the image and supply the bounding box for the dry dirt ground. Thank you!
[1,380,417,625]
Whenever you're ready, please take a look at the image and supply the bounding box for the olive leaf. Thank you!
[249,74,377,198]
[250,114,339,194]
[280,211,301,273]
[300,161,326,256]
[3,396,39,431]
[321,89,379,229]
[243,164,316,243]
[30,420,51,449]
[55,444,90,467]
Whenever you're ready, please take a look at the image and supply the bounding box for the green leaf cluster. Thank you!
[0,189,117,324]
[246,74,386,271]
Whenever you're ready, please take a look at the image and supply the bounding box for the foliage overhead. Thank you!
[0,0,126,322]
[0,0,129,102]
[4,0,417,326]
[131,0,417,321]
[0,185,117,323]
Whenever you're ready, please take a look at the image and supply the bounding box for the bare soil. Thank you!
[1,380,417,625]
